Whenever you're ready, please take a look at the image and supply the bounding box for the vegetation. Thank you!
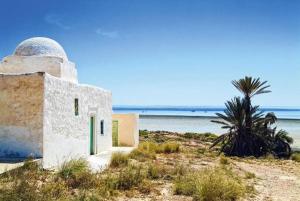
[0,131,297,200]
[245,171,256,179]
[291,152,300,162]
[211,76,293,158]
[110,152,129,168]
[219,154,230,165]
[174,166,246,201]
[135,141,180,154]
[58,158,89,179]
[183,132,218,142]
[147,163,167,179]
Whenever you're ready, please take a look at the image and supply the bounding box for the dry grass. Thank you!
[219,154,230,165]
[174,166,246,201]
[2,131,292,200]
[110,152,129,168]
[245,171,256,179]
[291,152,300,162]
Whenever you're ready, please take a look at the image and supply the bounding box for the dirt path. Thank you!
[236,161,300,201]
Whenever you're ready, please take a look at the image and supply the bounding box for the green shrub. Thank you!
[173,164,189,176]
[57,158,97,189]
[291,152,300,162]
[183,132,218,142]
[134,141,180,156]
[139,141,159,153]
[174,166,246,201]
[174,174,197,196]
[129,148,156,162]
[58,158,89,180]
[129,141,158,162]
[139,130,149,138]
[147,163,166,179]
[110,152,129,168]
[114,165,145,190]
[202,132,218,141]
[156,142,180,154]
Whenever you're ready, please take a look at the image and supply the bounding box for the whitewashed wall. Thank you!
[0,73,44,158]
[43,74,112,169]
[0,56,78,83]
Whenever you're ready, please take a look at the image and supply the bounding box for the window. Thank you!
[100,120,104,135]
[74,98,79,116]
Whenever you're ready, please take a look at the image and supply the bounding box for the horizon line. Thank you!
[113,105,300,110]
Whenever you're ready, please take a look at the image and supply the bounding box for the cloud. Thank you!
[45,14,70,30]
[96,28,119,38]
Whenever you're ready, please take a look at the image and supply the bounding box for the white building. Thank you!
[0,37,113,169]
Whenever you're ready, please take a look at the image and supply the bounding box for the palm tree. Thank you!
[211,76,293,157]
[232,77,271,140]
[272,130,293,157]
[211,97,266,156]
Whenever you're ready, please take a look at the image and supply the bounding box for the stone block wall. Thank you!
[0,73,44,158]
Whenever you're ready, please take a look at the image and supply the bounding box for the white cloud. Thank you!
[96,28,119,38]
[45,14,70,30]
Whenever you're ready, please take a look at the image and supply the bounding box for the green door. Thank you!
[90,116,95,155]
[112,120,119,146]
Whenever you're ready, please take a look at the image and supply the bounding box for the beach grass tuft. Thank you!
[291,152,300,162]
[110,152,129,168]
[174,166,246,201]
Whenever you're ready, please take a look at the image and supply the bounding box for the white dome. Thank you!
[14,37,68,60]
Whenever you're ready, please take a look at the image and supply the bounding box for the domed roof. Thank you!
[14,37,68,60]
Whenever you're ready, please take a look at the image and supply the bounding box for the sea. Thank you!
[113,106,300,149]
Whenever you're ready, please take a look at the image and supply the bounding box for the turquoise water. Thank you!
[114,106,300,149]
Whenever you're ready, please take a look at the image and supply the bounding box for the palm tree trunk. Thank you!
[245,95,252,136]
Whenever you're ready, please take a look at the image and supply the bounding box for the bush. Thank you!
[156,142,180,154]
[57,158,96,189]
[147,163,166,179]
[291,152,300,162]
[133,141,180,156]
[173,164,189,177]
[0,160,61,201]
[183,132,218,142]
[174,166,246,201]
[58,158,89,180]
[40,180,69,199]
[139,130,150,138]
[129,148,156,162]
[139,141,159,153]
[110,152,129,168]
[130,141,179,162]
[114,165,145,190]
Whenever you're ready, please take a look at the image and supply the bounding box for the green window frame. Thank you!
[100,120,104,135]
[75,98,79,116]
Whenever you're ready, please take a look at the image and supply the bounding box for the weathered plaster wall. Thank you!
[43,74,112,169]
[112,114,139,147]
[0,73,44,158]
[0,56,78,83]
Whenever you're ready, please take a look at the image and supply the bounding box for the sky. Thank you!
[0,0,299,107]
